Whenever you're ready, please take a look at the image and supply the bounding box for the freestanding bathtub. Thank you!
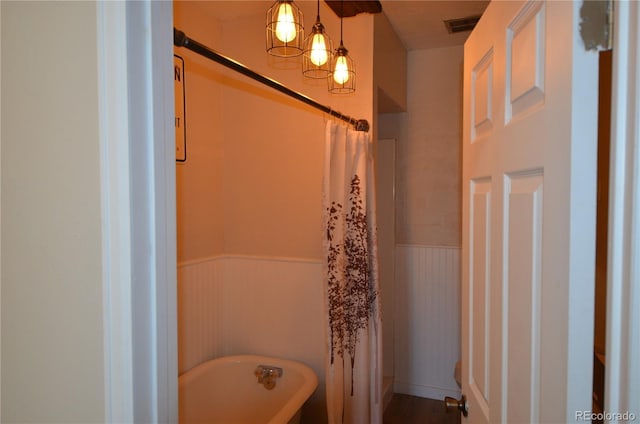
[179,355,318,424]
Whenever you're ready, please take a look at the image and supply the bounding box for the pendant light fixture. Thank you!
[302,0,333,78]
[329,0,355,93]
[266,0,304,57]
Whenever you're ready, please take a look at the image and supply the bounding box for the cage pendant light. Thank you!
[302,0,333,78]
[266,0,304,57]
[328,0,355,93]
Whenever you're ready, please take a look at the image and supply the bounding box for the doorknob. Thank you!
[444,394,468,417]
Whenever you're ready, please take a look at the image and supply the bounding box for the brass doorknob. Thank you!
[444,394,468,417]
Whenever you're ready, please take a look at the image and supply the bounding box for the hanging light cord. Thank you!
[340,0,344,45]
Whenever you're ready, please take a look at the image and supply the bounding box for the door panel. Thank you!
[506,1,545,121]
[472,51,494,142]
[505,171,542,424]
[462,1,598,422]
[470,179,491,398]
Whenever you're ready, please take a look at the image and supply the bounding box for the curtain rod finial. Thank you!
[356,119,369,132]
[174,28,188,47]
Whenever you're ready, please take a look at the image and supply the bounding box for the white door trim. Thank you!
[97,2,134,421]
[606,1,640,420]
[97,1,177,422]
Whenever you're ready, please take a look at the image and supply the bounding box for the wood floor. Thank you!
[383,394,460,424]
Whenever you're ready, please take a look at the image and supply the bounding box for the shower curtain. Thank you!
[322,120,382,424]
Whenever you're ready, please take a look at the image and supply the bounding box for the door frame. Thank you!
[605,1,640,418]
[376,138,397,389]
[97,1,177,422]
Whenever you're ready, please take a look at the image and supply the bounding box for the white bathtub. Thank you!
[179,355,318,424]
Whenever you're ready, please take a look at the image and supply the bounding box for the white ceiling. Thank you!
[198,1,489,51]
[379,0,489,50]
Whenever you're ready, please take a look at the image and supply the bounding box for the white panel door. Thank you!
[461,1,599,423]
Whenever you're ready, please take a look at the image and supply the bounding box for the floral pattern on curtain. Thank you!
[323,120,382,424]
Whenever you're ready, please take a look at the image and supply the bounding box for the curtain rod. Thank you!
[173,28,370,132]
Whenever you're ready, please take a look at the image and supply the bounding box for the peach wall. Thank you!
[216,14,326,259]
[380,46,463,247]
[175,1,374,262]
[220,4,374,259]
[174,2,226,263]
[374,13,407,113]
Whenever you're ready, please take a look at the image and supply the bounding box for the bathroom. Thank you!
[174,0,473,421]
[0,0,470,421]
[4,0,640,422]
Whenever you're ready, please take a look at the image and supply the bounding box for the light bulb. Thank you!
[310,33,328,66]
[333,55,350,84]
[275,3,296,43]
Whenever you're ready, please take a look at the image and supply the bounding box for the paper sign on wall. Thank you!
[174,55,186,162]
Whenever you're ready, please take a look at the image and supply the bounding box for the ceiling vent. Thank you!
[444,15,482,34]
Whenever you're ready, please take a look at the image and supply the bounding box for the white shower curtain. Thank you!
[322,120,382,424]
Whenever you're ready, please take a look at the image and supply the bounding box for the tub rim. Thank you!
[179,354,319,424]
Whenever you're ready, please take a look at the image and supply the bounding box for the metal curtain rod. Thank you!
[173,28,370,132]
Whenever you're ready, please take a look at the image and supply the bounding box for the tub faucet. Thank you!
[254,365,283,390]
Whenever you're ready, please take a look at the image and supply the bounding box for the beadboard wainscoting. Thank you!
[394,245,462,400]
[177,255,324,374]
[177,255,328,422]
[178,246,461,415]
[177,256,226,374]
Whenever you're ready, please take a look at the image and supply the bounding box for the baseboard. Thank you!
[393,381,461,401]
